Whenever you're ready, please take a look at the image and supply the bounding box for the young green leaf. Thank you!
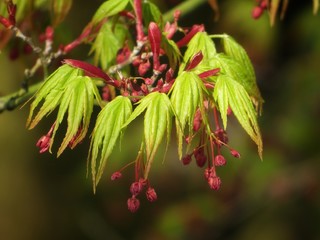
[170,71,206,159]
[143,92,173,178]
[213,75,263,158]
[90,21,130,70]
[27,64,102,156]
[221,35,264,110]
[89,96,132,189]
[161,36,181,70]
[27,64,80,129]
[122,92,173,178]
[53,76,101,156]
[92,0,130,24]
[142,1,162,28]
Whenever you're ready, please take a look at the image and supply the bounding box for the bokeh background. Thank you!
[0,0,319,239]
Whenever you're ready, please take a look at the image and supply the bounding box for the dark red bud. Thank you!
[176,24,205,48]
[45,26,54,41]
[182,154,192,165]
[230,149,241,158]
[193,109,202,132]
[130,181,143,196]
[148,22,162,71]
[0,16,12,28]
[111,171,122,180]
[185,51,203,71]
[208,176,221,190]
[260,0,268,9]
[146,187,157,202]
[127,196,140,213]
[252,6,264,19]
[214,155,227,166]
[36,135,51,153]
[138,60,151,76]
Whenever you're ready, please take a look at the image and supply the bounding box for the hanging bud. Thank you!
[252,6,264,19]
[127,196,140,213]
[111,171,122,181]
[130,181,144,196]
[146,187,157,202]
[193,108,202,132]
[182,154,192,165]
[208,176,221,190]
[36,135,51,153]
[214,155,227,166]
[230,149,241,158]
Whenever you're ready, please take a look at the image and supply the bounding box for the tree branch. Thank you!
[0,0,209,114]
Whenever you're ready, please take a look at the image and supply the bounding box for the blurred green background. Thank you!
[0,0,320,239]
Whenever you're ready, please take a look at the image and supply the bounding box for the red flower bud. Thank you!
[111,171,122,180]
[252,6,263,19]
[182,154,192,165]
[138,60,151,76]
[45,26,54,41]
[214,155,227,166]
[36,135,51,153]
[127,196,140,213]
[148,22,162,71]
[230,149,241,158]
[208,176,221,190]
[0,16,12,28]
[193,109,202,132]
[130,181,143,196]
[146,187,157,202]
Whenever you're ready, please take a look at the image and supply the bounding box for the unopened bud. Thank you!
[127,196,140,213]
[146,187,157,202]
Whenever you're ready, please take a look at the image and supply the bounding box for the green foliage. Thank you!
[91,21,131,70]
[161,36,181,70]
[89,96,132,190]
[213,75,263,158]
[221,34,264,110]
[142,1,163,28]
[170,71,206,159]
[27,64,102,156]
[122,92,173,178]
[92,0,130,24]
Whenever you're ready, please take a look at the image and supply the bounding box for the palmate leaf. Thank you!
[221,34,264,111]
[92,0,130,24]
[142,1,162,28]
[161,36,181,71]
[213,75,263,158]
[89,96,132,190]
[180,32,217,73]
[53,76,101,156]
[91,21,130,70]
[122,92,173,178]
[27,64,80,128]
[27,64,102,156]
[170,71,206,159]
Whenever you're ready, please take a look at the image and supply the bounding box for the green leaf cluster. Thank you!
[27,64,102,156]
[89,96,132,189]
[91,21,131,70]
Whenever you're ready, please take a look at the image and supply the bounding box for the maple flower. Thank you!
[127,196,140,213]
